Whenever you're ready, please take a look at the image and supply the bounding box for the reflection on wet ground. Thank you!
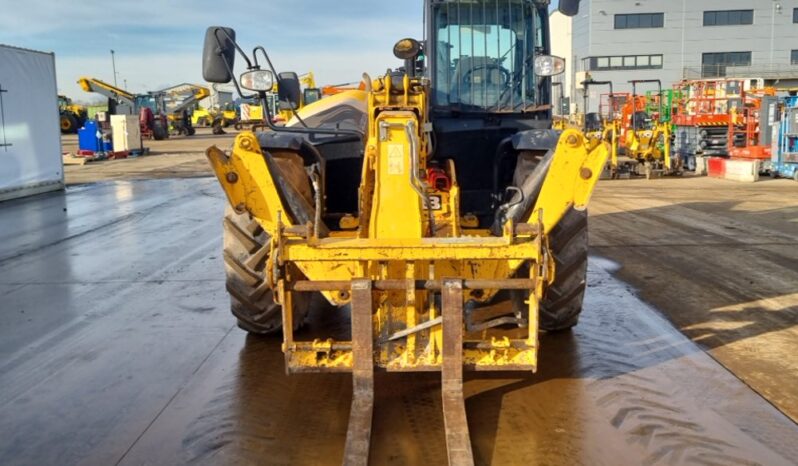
[141,258,797,466]
[0,179,796,466]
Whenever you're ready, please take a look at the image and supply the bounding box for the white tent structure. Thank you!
[0,44,63,201]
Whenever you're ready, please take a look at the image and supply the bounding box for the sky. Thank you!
[0,0,560,103]
[0,0,423,103]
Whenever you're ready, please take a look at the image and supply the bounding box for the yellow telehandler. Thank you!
[202,0,604,463]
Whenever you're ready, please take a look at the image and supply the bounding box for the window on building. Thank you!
[614,13,664,29]
[704,10,754,26]
[586,54,664,71]
[702,52,752,77]
[794,8,798,23]
[792,50,798,65]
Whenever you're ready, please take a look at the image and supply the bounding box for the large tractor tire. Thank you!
[512,207,588,332]
[212,118,226,135]
[223,206,311,334]
[152,120,168,140]
[60,113,78,134]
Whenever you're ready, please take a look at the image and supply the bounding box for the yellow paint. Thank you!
[530,129,610,234]
[205,69,608,374]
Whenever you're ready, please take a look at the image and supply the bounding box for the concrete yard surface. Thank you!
[590,176,798,424]
[62,128,235,185]
[0,176,796,465]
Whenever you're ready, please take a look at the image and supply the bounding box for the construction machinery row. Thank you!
[580,78,673,179]
[77,77,210,140]
[73,70,370,140]
[572,74,798,181]
[189,72,325,136]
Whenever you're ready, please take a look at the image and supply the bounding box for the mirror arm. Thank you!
[220,53,256,100]
[210,27,258,99]
[212,27,253,70]
[253,47,276,77]
[253,47,310,129]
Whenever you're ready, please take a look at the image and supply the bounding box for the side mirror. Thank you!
[558,0,580,16]
[202,27,237,83]
[303,88,322,106]
[277,72,302,111]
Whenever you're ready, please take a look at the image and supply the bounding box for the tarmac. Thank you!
[0,129,796,465]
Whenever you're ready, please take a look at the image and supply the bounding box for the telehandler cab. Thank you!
[202,0,606,463]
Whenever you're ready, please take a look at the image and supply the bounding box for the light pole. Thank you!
[770,2,781,65]
[110,49,118,87]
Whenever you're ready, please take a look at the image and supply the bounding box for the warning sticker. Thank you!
[387,144,404,175]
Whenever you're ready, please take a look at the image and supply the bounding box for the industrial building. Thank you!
[552,0,798,113]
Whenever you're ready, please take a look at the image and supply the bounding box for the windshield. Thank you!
[432,0,539,112]
[135,95,159,114]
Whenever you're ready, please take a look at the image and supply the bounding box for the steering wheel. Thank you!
[463,64,510,88]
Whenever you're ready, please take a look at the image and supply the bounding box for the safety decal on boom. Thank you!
[387,144,404,175]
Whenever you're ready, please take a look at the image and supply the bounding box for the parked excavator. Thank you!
[622,79,676,178]
[202,0,601,464]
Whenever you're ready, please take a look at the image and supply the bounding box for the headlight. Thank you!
[534,56,566,77]
[240,70,275,91]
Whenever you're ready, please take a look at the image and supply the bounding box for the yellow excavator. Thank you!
[622,79,675,178]
[202,0,602,463]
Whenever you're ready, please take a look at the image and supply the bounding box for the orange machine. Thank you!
[672,78,769,166]
[728,88,778,160]
[321,81,367,96]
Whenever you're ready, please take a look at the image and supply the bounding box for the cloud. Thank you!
[1,0,423,100]
[56,48,407,104]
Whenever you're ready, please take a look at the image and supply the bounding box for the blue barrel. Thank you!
[78,121,102,152]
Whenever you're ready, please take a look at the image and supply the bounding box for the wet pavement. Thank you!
[0,178,797,465]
